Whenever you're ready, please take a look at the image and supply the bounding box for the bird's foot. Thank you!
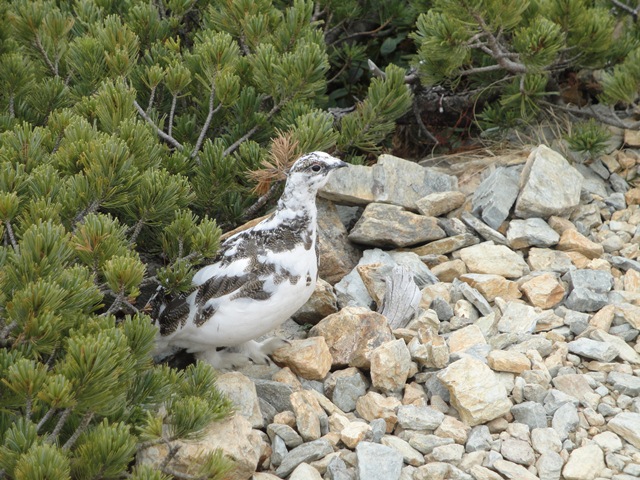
[195,349,252,370]
[195,337,290,370]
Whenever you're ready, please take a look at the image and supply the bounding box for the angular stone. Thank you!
[309,307,394,369]
[624,128,640,147]
[500,437,535,466]
[411,233,479,256]
[370,339,411,393]
[562,444,605,480]
[567,338,617,362]
[356,391,402,433]
[396,404,445,431]
[461,211,509,245]
[267,423,303,449]
[381,435,425,467]
[407,433,454,455]
[289,463,323,480]
[493,459,539,480]
[138,414,261,480]
[430,443,464,464]
[488,350,531,374]
[416,191,466,217]
[515,145,583,219]
[325,367,368,413]
[272,337,332,381]
[434,416,471,444]
[448,324,487,354]
[520,273,566,309]
[531,427,562,454]
[340,421,371,449]
[564,269,614,293]
[468,465,504,480]
[452,278,493,315]
[292,278,339,325]
[511,402,547,429]
[431,259,467,283]
[564,288,609,312]
[551,402,579,440]
[437,356,512,426]
[551,374,594,403]
[527,247,574,274]
[290,390,327,442]
[556,229,604,259]
[607,372,640,395]
[536,451,564,480]
[507,218,560,249]
[321,154,457,210]
[466,425,492,452]
[355,441,403,480]
[275,439,334,478]
[497,301,539,334]
[459,243,529,279]
[609,412,640,448]
[253,379,294,413]
[215,372,263,429]
[317,199,361,284]
[472,166,521,229]
[349,203,446,248]
[459,273,521,302]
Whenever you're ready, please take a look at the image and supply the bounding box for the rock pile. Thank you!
[141,143,640,480]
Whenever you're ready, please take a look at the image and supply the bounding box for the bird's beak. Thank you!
[330,160,349,170]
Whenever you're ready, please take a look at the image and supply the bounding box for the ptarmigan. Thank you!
[152,152,347,368]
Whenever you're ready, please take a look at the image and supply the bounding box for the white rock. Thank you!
[608,412,640,448]
[459,242,529,279]
[562,443,605,480]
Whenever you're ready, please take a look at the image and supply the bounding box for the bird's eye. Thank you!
[310,164,322,172]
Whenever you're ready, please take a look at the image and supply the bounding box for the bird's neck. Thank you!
[275,182,318,219]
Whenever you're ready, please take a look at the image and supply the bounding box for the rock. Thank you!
[461,211,509,245]
[493,459,539,480]
[511,401,548,429]
[468,465,504,480]
[370,339,412,393]
[607,371,640,395]
[340,421,371,449]
[515,145,583,219]
[536,451,564,480]
[459,242,529,279]
[466,425,492,452]
[507,218,560,249]
[292,278,339,325]
[452,278,493,315]
[215,372,264,429]
[356,391,402,433]
[416,191,466,217]
[411,233,479,256]
[519,273,566,309]
[396,404,445,431]
[563,269,614,293]
[431,259,467,282]
[556,229,604,259]
[407,433,454,455]
[333,267,374,309]
[321,154,457,210]
[267,423,303,449]
[430,443,464,464]
[381,435,425,467]
[290,390,327,442]
[317,199,361,284]
[325,368,368,413]
[138,414,261,480]
[388,251,440,287]
[309,307,394,369]
[497,301,539,334]
[272,337,332,381]
[348,203,446,248]
[551,402,579,440]
[355,441,403,480]
[448,325,487,354]
[437,356,512,426]
[608,412,640,448]
[275,439,334,478]
[434,416,471,444]
[253,379,294,413]
[326,456,352,480]
[472,167,521,229]
[500,437,536,466]
[562,444,605,480]
[459,273,521,302]
[527,247,574,273]
[289,463,322,480]
[564,287,609,312]
[624,128,640,147]
[592,431,623,453]
[567,338,618,362]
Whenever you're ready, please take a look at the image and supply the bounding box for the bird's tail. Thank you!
[144,285,170,326]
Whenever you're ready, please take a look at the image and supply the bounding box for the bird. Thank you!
[151,151,348,369]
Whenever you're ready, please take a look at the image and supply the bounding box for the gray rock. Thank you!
[605,192,626,211]
[452,278,493,316]
[472,167,520,229]
[370,418,387,443]
[253,379,294,413]
[493,459,539,480]
[461,211,509,245]
[500,437,536,466]
[564,288,609,312]
[396,405,445,431]
[511,401,548,429]
[563,269,614,293]
[567,338,618,362]
[355,441,403,480]
[527,247,574,273]
[515,145,583,219]
[348,203,446,248]
[536,451,564,480]
[407,433,454,455]
[607,254,640,273]
[327,456,354,480]
[271,434,288,467]
[551,402,579,440]
[431,296,454,321]
[326,368,369,413]
[416,191,466,217]
[531,427,562,454]
[507,218,560,249]
[431,443,464,463]
[267,423,304,449]
[497,302,539,334]
[466,425,492,452]
[412,233,480,256]
[388,251,439,287]
[607,372,640,396]
[275,439,334,478]
[334,267,374,309]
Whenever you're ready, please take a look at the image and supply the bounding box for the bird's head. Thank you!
[286,151,348,191]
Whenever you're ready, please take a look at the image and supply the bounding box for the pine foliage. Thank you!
[0,0,414,477]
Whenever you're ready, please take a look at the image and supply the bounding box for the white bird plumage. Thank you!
[151,151,347,369]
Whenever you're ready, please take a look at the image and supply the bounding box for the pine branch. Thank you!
[191,80,221,159]
[168,93,178,138]
[611,0,640,19]
[160,444,181,472]
[222,101,285,157]
[33,34,58,76]
[540,100,640,129]
[73,199,101,228]
[412,95,439,144]
[0,320,17,342]
[36,407,58,433]
[147,85,157,114]
[46,407,72,443]
[459,64,505,76]
[4,220,19,253]
[8,93,15,118]
[133,99,184,150]
[472,13,527,74]
[242,182,280,220]
[63,411,94,450]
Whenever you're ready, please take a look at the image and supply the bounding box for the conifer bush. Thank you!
[0,0,412,476]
